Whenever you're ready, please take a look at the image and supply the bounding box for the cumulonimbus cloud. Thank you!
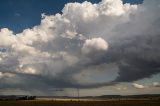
[0,0,160,94]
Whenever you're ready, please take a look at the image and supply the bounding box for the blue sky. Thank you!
[0,0,143,33]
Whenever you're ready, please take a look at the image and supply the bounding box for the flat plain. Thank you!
[0,99,160,106]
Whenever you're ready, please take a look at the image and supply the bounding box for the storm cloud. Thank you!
[0,0,160,94]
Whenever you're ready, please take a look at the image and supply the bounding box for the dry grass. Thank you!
[0,99,159,106]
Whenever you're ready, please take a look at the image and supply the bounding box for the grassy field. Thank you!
[0,99,160,106]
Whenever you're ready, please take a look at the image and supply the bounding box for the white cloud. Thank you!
[82,37,108,54]
[0,28,17,47]
[132,83,145,89]
[63,1,99,22]
[153,82,160,87]
[23,67,36,74]
[116,86,127,90]
[99,0,127,16]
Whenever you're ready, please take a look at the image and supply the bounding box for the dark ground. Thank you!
[0,100,160,106]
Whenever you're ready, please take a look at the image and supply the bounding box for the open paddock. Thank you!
[0,99,159,106]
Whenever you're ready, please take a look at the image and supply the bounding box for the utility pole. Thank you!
[77,88,79,101]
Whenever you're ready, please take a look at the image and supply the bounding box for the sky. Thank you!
[0,0,160,96]
[0,0,143,33]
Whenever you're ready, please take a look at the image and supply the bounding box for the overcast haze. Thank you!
[0,0,160,96]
